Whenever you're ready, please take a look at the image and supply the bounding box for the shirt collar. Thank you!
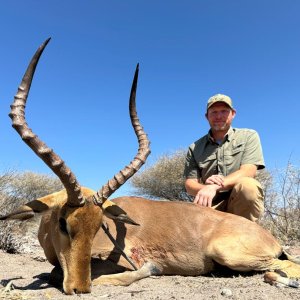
[226,127,235,141]
[207,127,234,144]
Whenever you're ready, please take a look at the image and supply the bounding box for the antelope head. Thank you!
[1,38,150,294]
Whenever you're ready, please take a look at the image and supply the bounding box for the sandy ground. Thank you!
[0,246,300,300]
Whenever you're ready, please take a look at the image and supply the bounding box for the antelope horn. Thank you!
[9,38,84,207]
[90,64,151,205]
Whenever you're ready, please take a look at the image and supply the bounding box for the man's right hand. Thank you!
[205,174,224,187]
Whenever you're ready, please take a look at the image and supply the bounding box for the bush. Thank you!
[0,170,63,253]
[130,150,192,201]
[259,163,300,244]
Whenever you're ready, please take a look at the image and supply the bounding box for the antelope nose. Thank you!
[64,286,92,295]
[73,286,92,294]
[63,281,92,295]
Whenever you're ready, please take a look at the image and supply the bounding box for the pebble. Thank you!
[220,288,233,297]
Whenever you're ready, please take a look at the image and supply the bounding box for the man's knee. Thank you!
[229,177,264,221]
[233,177,264,200]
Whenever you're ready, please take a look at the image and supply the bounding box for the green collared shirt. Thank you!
[184,127,265,183]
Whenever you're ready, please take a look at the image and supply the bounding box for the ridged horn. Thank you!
[9,38,84,207]
[89,64,151,205]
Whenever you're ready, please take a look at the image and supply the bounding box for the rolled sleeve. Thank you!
[241,131,265,169]
[184,147,200,179]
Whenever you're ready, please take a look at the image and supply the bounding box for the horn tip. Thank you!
[43,37,51,48]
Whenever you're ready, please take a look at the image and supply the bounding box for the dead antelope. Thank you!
[1,39,300,295]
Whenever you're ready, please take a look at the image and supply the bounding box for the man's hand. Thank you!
[205,174,225,187]
[193,184,220,207]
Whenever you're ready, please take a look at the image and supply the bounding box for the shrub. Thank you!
[0,170,63,253]
[130,150,192,201]
[259,163,300,244]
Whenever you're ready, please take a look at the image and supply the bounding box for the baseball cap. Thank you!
[207,94,234,110]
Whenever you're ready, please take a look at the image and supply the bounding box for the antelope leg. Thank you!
[93,261,161,286]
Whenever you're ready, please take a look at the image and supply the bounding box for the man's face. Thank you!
[206,102,236,132]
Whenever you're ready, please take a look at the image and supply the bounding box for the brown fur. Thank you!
[3,187,299,294]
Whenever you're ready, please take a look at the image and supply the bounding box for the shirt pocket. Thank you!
[224,142,245,167]
[198,153,216,168]
[198,153,217,179]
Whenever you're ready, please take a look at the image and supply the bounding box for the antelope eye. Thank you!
[59,218,68,235]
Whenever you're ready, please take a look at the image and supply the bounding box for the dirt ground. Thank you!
[0,245,300,300]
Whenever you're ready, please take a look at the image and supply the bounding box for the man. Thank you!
[184,94,265,222]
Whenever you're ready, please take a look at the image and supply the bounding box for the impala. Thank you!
[1,39,299,295]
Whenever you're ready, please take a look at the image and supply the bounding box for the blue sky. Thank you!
[0,1,299,197]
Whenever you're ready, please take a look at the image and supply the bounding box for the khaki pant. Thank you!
[212,177,264,222]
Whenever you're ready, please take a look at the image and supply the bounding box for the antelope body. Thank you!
[1,39,300,295]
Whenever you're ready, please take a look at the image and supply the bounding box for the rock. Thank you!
[220,288,233,297]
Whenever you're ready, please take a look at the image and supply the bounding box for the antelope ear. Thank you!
[0,199,50,221]
[0,190,70,221]
[102,200,139,226]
